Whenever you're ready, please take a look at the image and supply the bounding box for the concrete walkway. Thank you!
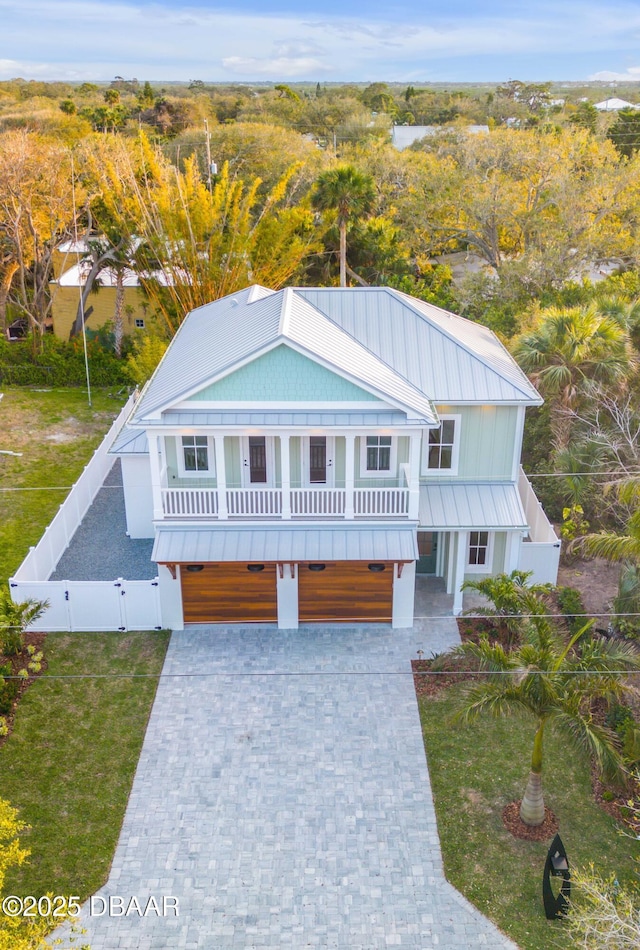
[73,622,517,949]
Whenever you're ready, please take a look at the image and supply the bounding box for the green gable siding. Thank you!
[187,345,383,403]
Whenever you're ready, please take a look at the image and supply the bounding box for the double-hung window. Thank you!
[364,435,393,474]
[181,435,211,475]
[423,416,460,475]
[467,531,492,571]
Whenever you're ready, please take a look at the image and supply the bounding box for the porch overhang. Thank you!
[152,525,419,563]
[419,482,528,531]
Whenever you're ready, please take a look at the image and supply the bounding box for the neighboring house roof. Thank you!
[152,525,419,563]
[53,262,177,288]
[594,97,638,111]
[391,125,489,150]
[132,286,441,425]
[419,482,528,530]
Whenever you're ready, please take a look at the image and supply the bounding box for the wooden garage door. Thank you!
[180,563,277,623]
[298,561,393,622]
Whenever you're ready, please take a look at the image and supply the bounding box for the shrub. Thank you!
[0,334,131,387]
[557,585,588,635]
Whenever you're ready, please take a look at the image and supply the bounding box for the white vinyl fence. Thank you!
[517,467,561,585]
[9,392,163,632]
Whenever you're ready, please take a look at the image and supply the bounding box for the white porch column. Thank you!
[392,560,416,628]
[446,533,454,593]
[408,432,421,520]
[345,434,355,519]
[213,435,228,520]
[436,532,444,577]
[147,432,164,520]
[281,434,291,520]
[452,530,468,616]
[505,530,521,574]
[276,563,298,628]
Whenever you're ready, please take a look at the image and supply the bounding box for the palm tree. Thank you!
[578,480,640,564]
[312,165,376,287]
[513,304,633,448]
[0,587,48,655]
[453,610,639,826]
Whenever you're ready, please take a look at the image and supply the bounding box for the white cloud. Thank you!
[1,1,640,81]
[590,67,640,81]
[223,56,330,78]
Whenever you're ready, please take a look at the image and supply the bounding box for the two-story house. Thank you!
[110,284,559,630]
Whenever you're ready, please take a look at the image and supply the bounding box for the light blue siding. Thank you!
[187,345,384,403]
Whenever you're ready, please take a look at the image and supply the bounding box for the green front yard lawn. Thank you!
[0,631,169,898]
[419,683,639,950]
[0,386,128,585]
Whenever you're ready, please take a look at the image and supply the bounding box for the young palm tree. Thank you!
[578,479,640,564]
[312,165,376,287]
[0,588,48,655]
[453,612,639,825]
[513,304,633,448]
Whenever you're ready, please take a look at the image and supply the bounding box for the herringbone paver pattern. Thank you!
[71,623,518,949]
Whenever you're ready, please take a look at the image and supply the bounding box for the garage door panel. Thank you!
[298,561,392,621]
[181,563,277,623]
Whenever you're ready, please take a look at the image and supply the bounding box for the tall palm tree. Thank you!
[453,608,639,826]
[513,304,633,448]
[312,165,376,287]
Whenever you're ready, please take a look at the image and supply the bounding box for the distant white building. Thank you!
[594,97,638,111]
[391,125,489,150]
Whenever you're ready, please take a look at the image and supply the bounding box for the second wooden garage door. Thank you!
[298,561,393,622]
[181,562,277,623]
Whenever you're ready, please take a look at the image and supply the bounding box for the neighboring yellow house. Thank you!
[50,261,154,340]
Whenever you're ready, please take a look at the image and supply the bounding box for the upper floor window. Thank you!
[422,416,460,475]
[364,435,393,474]
[181,435,211,474]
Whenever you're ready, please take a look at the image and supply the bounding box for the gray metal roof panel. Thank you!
[296,288,541,405]
[133,286,439,424]
[152,526,419,563]
[109,426,148,455]
[154,410,417,428]
[419,482,528,530]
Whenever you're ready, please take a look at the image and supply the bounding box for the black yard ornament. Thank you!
[542,833,571,919]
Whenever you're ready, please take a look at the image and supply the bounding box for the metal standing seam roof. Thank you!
[146,410,418,428]
[109,426,149,455]
[419,482,528,530]
[296,288,542,405]
[151,526,419,563]
[132,286,438,425]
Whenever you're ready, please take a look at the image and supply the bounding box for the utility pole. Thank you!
[204,119,212,193]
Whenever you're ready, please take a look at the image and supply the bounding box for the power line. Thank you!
[1,668,638,681]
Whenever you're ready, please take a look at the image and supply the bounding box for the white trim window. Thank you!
[423,416,460,475]
[361,435,395,476]
[467,531,493,572]
[179,435,214,476]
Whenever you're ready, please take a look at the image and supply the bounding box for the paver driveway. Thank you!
[75,623,517,949]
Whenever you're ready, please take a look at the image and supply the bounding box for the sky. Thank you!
[2,0,640,84]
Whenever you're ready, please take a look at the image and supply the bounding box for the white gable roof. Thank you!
[131,284,541,424]
[132,286,439,424]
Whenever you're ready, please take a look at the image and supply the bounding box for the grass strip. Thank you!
[0,630,170,898]
[418,684,638,950]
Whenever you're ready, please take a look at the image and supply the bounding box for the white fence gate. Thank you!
[10,579,162,633]
[9,392,165,632]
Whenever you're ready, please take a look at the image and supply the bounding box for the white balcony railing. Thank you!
[227,488,282,516]
[161,488,218,516]
[354,488,409,516]
[160,486,410,520]
[291,488,346,516]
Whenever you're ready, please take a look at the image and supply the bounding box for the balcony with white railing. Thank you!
[159,485,410,521]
